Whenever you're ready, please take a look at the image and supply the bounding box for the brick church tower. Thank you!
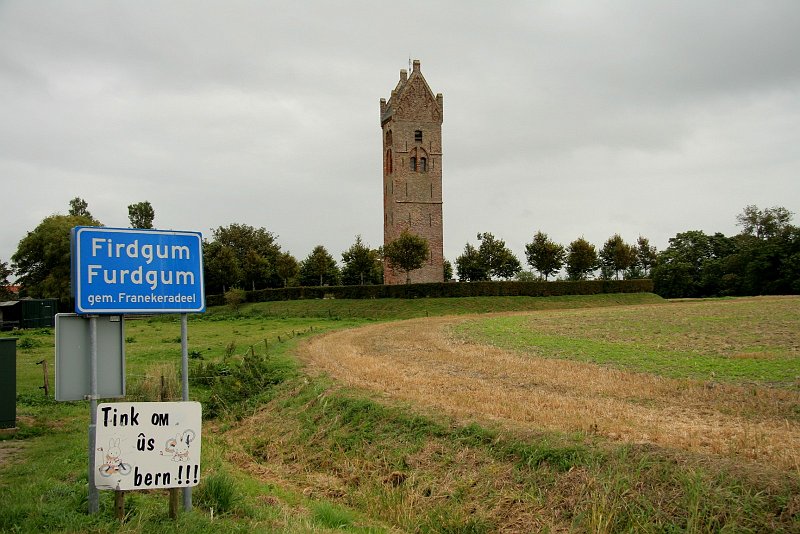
[380,60,444,284]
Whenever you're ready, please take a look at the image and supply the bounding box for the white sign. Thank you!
[94,401,202,491]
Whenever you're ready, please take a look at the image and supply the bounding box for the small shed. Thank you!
[0,298,58,330]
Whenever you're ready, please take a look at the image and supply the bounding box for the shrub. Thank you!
[224,288,246,311]
[206,279,654,306]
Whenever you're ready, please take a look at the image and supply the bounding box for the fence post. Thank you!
[36,360,50,397]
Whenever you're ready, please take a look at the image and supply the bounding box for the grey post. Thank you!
[181,313,192,511]
[88,315,99,514]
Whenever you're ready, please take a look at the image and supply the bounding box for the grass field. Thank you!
[1,294,798,532]
[456,296,800,384]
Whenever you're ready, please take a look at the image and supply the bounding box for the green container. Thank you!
[21,299,57,329]
[0,338,16,428]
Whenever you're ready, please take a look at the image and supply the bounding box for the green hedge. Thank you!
[206,279,654,307]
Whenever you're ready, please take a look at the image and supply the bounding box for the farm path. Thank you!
[296,312,800,470]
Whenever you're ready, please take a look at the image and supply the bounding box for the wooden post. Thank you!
[36,360,50,397]
[115,489,125,520]
[169,487,180,520]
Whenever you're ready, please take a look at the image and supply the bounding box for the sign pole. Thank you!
[88,315,99,514]
[181,313,192,512]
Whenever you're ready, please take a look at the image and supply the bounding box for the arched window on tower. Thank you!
[386,130,393,146]
[385,150,393,174]
[409,148,428,173]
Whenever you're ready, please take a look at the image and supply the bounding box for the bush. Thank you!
[224,288,246,311]
[206,279,654,307]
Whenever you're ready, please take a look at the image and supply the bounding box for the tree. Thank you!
[128,201,155,229]
[736,205,794,240]
[515,270,538,282]
[476,232,521,280]
[456,232,521,281]
[68,197,93,218]
[599,234,636,280]
[203,224,282,293]
[341,235,382,285]
[443,259,453,281]
[651,230,733,298]
[634,236,658,278]
[565,237,598,281]
[455,243,488,282]
[300,245,340,286]
[275,252,299,287]
[202,241,242,294]
[0,259,13,300]
[525,231,565,280]
[12,213,100,300]
[383,230,430,284]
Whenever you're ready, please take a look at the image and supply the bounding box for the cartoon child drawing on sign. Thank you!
[162,429,195,462]
[97,438,132,477]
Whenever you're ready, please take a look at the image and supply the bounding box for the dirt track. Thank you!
[297,314,800,471]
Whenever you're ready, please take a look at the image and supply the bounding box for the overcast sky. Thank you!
[2,1,799,275]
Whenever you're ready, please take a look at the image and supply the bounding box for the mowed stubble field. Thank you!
[298,296,800,471]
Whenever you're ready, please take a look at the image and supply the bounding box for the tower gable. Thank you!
[394,74,442,123]
[381,60,443,126]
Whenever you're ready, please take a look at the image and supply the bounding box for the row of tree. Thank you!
[203,227,432,294]
[453,232,657,282]
[2,199,797,301]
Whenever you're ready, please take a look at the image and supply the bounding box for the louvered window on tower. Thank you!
[415,130,422,142]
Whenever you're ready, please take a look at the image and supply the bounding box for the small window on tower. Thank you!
[415,130,422,142]
[420,157,427,172]
[410,157,417,171]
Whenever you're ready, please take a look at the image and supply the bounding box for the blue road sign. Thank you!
[72,227,205,314]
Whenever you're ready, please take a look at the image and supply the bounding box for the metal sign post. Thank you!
[87,316,99,514]
[181,313,192,511]
[67,226,206,515]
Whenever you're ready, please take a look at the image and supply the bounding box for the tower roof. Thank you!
[380,60,443,125]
